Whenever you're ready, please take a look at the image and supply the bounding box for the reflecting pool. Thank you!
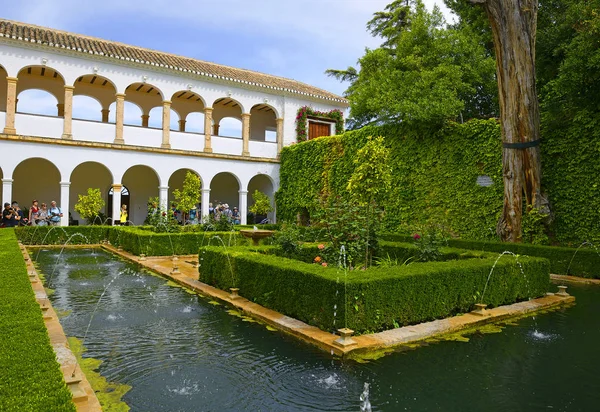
[36,249,600,411]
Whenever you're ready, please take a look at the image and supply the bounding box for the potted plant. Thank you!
[249,190,274,224]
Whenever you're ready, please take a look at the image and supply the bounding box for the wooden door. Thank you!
[308,121,331,140]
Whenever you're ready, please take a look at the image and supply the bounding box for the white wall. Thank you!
[248,141,277,159]
[69,162,112,223]
[171,130,205,152]
[14,113,62,138]
[122,125,162,148]
[72,119,115,144]
[12,158,61,212]
[211,136,243,156]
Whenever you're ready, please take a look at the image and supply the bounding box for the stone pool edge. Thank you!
[103,245,575,358]
[19,243,102,412]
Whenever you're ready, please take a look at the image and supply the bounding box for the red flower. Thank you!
[314,256,322,263]
[413,233,421,240]
[321,262,328,267]
[162,212,166,217]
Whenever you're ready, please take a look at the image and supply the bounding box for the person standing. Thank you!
[11,202,26,226]
[119,204,128,226]
[2,203,15,227]
[37,203,49,226]
[29,200,39,226]
[232,207,241,225]
[48,201,63,226]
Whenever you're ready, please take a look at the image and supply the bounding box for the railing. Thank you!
[15,113,62,138]
[3,114,278,159]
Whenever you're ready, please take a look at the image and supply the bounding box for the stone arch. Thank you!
[209,172,241,212]
[69,161,113,224]
[124,82,164,127]
[0,65,7,112]
[121,164,160,225]
[250,103,278,142]
[247,174,275,223]
[17,65,66,106]
[12,158,61,213]
[212,97,243,137]
[15,89,58,116]
[73,74,117,122]
[171,90,206,133]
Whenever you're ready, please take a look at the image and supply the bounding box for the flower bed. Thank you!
[199,244,550,334]
[0,229,75,411]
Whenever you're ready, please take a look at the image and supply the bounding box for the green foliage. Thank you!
[199,244,549,333]
[328,0,497,129]
[274,224,302,257]
[172,171,201,223]
[0,230,76,411]
[522,207,550,245]
[412,225,448,262]
[200,214,235,232]
[295,106,344,142]
[15,225,110,245]
[249,190,274,216]
[277,119,504,240]
[347,136,392,205]
[74,188,105,224]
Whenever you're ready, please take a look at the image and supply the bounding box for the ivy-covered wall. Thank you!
[277,119,504,240]
[276,118,599,245]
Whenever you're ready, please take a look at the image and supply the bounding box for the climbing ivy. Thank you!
[295,106,344,142]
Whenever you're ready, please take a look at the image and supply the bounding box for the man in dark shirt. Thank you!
[2,203,15,227]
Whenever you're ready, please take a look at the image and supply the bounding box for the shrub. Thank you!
[74,188,105,224]
[15,225,110,245]
[0,229,75,411]
[199,245,549,334]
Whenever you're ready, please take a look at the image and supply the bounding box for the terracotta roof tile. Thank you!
[0,19,347,104]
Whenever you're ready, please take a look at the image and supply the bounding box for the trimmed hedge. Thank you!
[15,225,110,245]
[109,227,274,256]
[0,229,75,411]
[199,245,550,334]
[381,233,600,278]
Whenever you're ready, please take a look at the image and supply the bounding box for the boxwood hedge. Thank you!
[199,245,550,334]
[381,233,600,278]
[0,229,75,411]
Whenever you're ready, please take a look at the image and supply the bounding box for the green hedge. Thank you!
[15,226,110,245]
[109,227,274,256]
[0,229,75,411]
[199,245,549,334]
[381,233,600,278]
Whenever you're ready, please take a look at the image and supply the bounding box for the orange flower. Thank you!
[314,256,322,263]
[318,244,325,250]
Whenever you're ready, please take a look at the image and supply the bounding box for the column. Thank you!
[111,184,122,225]
[276,117,284,156]
[114,93,125,144]
[101,109,110,123]
[178,119,186,132]
[3,77,18,134]
[61,85,74,139]
[201,188,211,222]
[2,178,13,207]
[57,103,65,117]
[141,114,150,128]
[238,190,248,225]
[159,186,169,211]
[161,100,171,149]
[241,113,251,156]
[203,107,213,153]
[59,182,70,227]
[213,123,220,136]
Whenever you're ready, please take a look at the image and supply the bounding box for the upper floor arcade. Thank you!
[0,19,347,160]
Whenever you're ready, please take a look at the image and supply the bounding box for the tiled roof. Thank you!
[0,19,348,104]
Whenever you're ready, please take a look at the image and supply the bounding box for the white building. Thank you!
[0,19,347,226]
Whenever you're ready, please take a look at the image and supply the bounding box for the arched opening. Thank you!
[168,169,201,223]
[250,104,278,142]
[213,97,243,137]
[122,165,160,225]
[16,66,65,116]
[74,74,117,122]
[107,185,130,224]
[72,95,103,122]
[0,65,8,113]
[69,162,113,224]
[171,90,205,133]
[209,172,240,216]
[148,106,179,130]
[109,101,143,126]
[124,83,163,128]
[16,89,59,116]
[12,158,61,218]
[248,174,275,223]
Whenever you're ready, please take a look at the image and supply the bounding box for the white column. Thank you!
[239,190,248,225]
[111,184,122,225]
[201,188,211,222]
[159,186,169,211]
[2,178,13,207]
[60,181,70,227]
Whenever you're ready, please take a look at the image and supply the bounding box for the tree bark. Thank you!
[474,0,542,242]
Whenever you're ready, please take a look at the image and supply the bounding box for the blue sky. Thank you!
[1,0,453,97]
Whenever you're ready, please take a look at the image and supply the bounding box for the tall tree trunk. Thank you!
[472,0,542,242]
